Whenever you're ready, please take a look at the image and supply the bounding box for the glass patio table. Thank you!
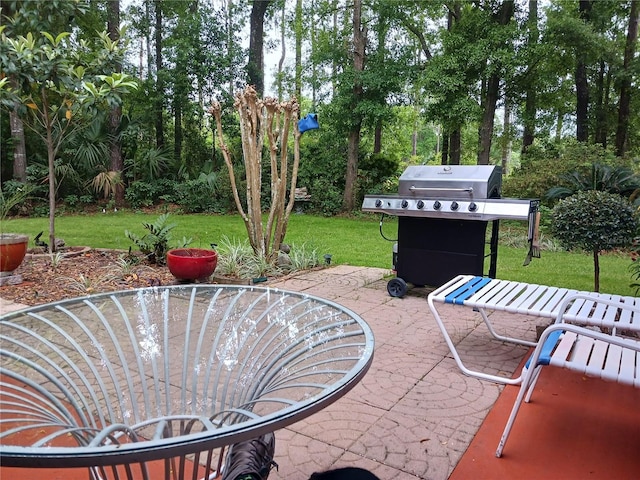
[0,285,374,479]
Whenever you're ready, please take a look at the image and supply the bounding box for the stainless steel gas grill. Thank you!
[362,165,539,296]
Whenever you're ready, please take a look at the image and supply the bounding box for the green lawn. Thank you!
[2,211,635,296]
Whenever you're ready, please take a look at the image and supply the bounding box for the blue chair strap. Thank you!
[444,277,491,305]
[525,329,564,369]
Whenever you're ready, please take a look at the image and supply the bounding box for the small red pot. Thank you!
[0,234,29,274]
[167,248,218,281]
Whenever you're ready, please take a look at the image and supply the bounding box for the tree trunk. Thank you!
[477,0,514,165]
[332,0,338,97]
[374,120,382,154]
[615,0,639,157]
[441,130,449,165]
[146,1,153,78]
[295,0,302,99]
[521,0,538,154]
[154,0,164,149]
[478,74,500,165]
[248,0,272,96]
[277,0,286,100]
[174,98,182,163]
[555,109,564,140]
[107,0,124,205]
[41,88,58,253]
[501,97,511,175]
[311,0,317,107]
[593,60,607,147]
[449,129,461,165]
[344,127,361,211]
[342,0,365,211]
[575,0,592,142]
[9,110,27,182]
[593,250,600,292]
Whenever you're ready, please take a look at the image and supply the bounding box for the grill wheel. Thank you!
[387,277,408,298]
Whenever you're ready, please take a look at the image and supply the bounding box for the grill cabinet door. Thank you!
[395,217,488,287]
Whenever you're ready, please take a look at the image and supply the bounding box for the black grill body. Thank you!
[396,217,489,287]
[362,165,538,297]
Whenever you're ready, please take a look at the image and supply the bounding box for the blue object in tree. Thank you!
[299,113,319,133]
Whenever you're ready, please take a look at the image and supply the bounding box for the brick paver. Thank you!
[1,265,537,480]
[268,266,535,480]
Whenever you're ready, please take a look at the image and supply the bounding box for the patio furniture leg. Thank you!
[496,320,640,458]
[428,291,528,385]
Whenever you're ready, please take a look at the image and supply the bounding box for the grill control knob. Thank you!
[375,199,383,208]
[468,202,478,212]
[450,201,459,211]
[417,200,425,209]
[401,199,409,208]
[433,201,442,210]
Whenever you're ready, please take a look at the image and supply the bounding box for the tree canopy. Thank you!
[1,0,638,215]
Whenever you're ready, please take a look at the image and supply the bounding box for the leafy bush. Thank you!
[215,236,254,277]
[287,242,323,270]
[358,152,402,196]
[296,125,347,214]
[551,190,637,291]
[175,173,224,214]
[125,213,192,265]
[545,163,640,201]
[125,179,179,209]
[63,194,96,212]
[125,181,156,208]
[215,163,247,214]
[503,139,636,206]
[214,236,323,278]
[0,181,34,219]
[309,178,343,216]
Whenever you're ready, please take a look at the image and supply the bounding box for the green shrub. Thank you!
[310,178,343,216]
[175,173,225,214]
[358,152,402,196]
[551,190,637,291]
[0,181,34,219]
[125,181,156,208]
[125,179,180,209]
[125,213,192,265]
[503,139,636,205]
[545,163,640,201]
[215,164,247,213]
[296,126,347,214]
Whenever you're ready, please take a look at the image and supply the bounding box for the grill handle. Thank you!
[408,186,473,193]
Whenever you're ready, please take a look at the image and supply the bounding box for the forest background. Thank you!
[1,0,638,221]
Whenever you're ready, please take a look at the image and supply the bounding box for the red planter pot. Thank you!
[0,234,29,275]
[167,248,218,282]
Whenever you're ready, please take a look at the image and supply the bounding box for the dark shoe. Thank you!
[222,432,278,480]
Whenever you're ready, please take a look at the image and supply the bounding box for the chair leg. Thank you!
[524,365,543,403]
[496,366,539,457]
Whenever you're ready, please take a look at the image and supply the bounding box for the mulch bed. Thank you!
[0,249,178,306]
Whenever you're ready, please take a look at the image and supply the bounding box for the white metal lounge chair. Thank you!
[496,295,640,457]
[428,275,640,384]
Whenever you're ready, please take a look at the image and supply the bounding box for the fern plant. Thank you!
[125,213,191,265]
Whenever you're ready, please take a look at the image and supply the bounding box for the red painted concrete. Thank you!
[451,365,640,479]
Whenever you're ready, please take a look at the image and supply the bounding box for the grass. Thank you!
[2,211,635,296]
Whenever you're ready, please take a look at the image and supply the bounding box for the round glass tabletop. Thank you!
[0,285,374,477]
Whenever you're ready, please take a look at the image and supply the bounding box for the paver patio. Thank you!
[2,264,639,479]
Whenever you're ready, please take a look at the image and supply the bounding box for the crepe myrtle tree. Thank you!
[0,28,137,251]
[551,190,638,292]
[210,86,302,261]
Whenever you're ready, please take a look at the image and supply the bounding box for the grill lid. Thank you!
[398,165,502,199]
